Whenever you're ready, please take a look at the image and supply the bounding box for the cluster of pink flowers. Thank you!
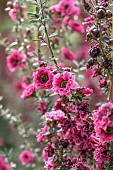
[5,0,113,169]
[8,2,26,22]
[50,0,84,33]
[20,66,79,99]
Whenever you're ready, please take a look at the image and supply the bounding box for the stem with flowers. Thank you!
[1,0,113,170]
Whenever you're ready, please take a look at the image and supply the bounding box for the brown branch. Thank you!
[108,17,113,101]
[37,0,58,68]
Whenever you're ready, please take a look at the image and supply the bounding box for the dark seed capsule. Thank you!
[106,10,112,18]
[91,29,100,38]
[103,59,112,68]
[88,58,94,66]
[108,39,113,46]
[97,9,106,19]
[90,47,100,58]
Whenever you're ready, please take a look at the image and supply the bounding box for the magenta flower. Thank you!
[45,157,55,170]
[59,0,80,16]
[61,47,77,61]
[93,102,113,143]
[36,101,47,113]
[33,67,54,90]
[82,87,93,96]
[45,110,66,121]
[83,16,95,26]
[21,84,36,99]
[94,144,110,163]
[37,126,49,143]
[69,20,84,33]
[7,50,26,72]
[9,9,18,22]
[52,71,78,96]
[0,156,11,170]
[19,150,35,166]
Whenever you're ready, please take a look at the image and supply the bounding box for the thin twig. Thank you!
[37,0,58,68]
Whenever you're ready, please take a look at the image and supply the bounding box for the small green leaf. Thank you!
[49,32,58,38]
[53,155,58,162]
[27,12,34,16]
[29,19,40,23]
[42,18,50,22]
[103,162,110,168]
[36,7,39,14]
[44,132,51,136]
[0,151,6,156]
[8,148,13,157]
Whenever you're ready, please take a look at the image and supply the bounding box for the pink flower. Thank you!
[69,20,84,33]
[99,77,107,88]
[52,71,78,96]
[7,50,26,72]
[37,126,49,143]
[49,4,60,13]
[33,67,54,90]
[19,150,34,165]
[9,9,18,22]
[14,80,23,92]
[0,156,11,170]
[93,102,113,143]
[58,0,80,16]
[21,84,35,99]
[45,157,54,170]
[83,16,95,26]
[82,87,93,96]
[94,144,110,163]
[45,110,65,121]
[61,47,77,61]
[36,101,47,113]
[61,16,69,27]
[6,1,12,6]
[42,144,54,162]
[22,76,30,88]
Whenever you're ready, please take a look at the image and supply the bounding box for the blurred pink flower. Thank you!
[61,47,77,61]
[0,156,11,170]
[19,150,34,165]
[69,20,84,33]
[21,84,35,99]
[7,50,26,72]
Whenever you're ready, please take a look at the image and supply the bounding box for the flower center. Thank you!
[64,5,69,10]
[60,80,68,88]
[24,154,29,159]
[105,126,113,134]
[40,74,48,83]
[13,58,19,65]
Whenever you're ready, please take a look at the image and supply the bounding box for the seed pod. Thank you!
[90,47,100,58]
[88,58,94,66]
[91,29,100,38]
[103,59,112,68]
[97,9,106,19]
